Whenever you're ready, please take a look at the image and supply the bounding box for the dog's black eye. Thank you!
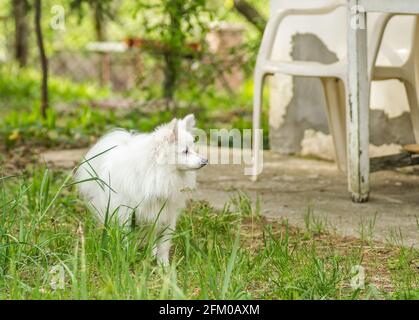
[183,148,189,155]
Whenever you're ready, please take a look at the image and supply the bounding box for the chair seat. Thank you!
[262,60,346,79]
[373,65,406,81]
[262,61,409,81]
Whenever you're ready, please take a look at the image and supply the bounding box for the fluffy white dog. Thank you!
[75,114,207,264]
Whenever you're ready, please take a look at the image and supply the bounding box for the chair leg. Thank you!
[403,79,419,142]
[251,71,266,181]
[321,78,347,171]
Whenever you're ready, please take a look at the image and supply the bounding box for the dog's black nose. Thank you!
[201,158,208,166]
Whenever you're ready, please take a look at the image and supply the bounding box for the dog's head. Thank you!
[156,114,208,171]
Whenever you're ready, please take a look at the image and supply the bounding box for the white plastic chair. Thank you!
[252,0,419,179]
[373,19,419,143]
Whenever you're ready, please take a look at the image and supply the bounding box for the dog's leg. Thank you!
[155,221,176,266]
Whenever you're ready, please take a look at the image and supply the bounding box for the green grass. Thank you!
[0,167,417,300]
[0,65,110,114]
[0,66,270,151]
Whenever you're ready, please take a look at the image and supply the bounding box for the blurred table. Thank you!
[86,42,128,85]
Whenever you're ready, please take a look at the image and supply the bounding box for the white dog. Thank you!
[75,114,207,264]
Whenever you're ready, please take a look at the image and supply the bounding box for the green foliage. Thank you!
[136,0,212,50]
[69,0,115,20]
[135,0,215,101]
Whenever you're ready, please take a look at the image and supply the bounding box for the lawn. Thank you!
[0,65,269,153]
[0,166,417,299]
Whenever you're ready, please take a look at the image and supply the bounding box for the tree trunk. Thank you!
[12,0,29,67]
[162,1,183,109]
[93,2,105,41]
[163,51,177,107]
[92,2,109,86]
[233,0,266,33]
[34,0,49,118]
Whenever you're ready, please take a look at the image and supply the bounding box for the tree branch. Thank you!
[34,0,49,118]
[233,0,266,33]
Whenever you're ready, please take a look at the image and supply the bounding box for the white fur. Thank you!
[75,114,207,265]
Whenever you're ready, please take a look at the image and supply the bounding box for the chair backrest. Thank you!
[269,0,417,69]
[371,15,417,116]
[270,0,347,61]
[375,15,417,67]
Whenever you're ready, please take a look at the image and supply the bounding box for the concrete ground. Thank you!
[192,148,419,248]
[40,147,419,248]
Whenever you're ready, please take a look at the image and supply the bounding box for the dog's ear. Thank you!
[168,118,178,142]
[183,114,196,132]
